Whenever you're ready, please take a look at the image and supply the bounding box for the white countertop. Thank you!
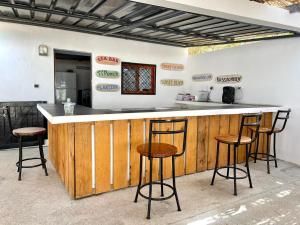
[38,102,285,124]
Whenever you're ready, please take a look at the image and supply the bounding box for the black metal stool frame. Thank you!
[249,109,291,174]
[134,119,188,219]
[211,113,262,196]
[1,106,48,180]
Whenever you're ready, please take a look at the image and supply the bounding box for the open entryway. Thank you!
[54,50,92,108]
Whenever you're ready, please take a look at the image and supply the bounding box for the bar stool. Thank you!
[249,109,291,174]
[134,119,188,219]
[211,113,262,196]
[1,106,48,180]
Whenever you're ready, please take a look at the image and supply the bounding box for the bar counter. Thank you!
[38,103,284,199]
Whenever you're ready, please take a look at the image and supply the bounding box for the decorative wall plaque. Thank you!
[160,63,184,71]
[192,74,213,82]
[95,83,120,92]
[96,56,120,65]
[216,74,242,84]
[96,70,119,79]
[160,79,184,86]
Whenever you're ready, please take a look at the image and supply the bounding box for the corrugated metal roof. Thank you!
[0,0,299,47]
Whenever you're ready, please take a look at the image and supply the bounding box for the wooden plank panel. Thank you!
[207,116,220,170]
[263,113,273,154]
[160,119,173,179]
[95,121,111,193]
[75,122,93,198]
[67,123,75,198]
[229,115,240,164]
[247,116,257,160]
[48,123,75,198]
[130,119,144,186]
[173,118,185,176]
[238,115,247,163]
[47,122,53,163]
[113,120,129,190]
[258,114,266,154]
[145,119,159,182]
[185,117,198,174]
[219,115,230,167]
[197,116,209,172]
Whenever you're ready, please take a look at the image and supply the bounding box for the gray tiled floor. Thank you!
[0,147,299,225]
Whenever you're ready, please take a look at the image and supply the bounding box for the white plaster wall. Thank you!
[187,37,300,165]
[0,22,188,109]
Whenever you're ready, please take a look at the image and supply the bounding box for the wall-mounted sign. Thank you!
[160,79,184,86]
[160,63,184,71]
[95,83,120,92]
[192,74,213,82]
[216,74,242,84]
[96,56,120,65]
[96,70,119,79]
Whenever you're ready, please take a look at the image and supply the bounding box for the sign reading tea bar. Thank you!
[160,79,184,86]
[216,74,242,84]
[96,56,120,65]
[160,63,184,71]
[192,74,213,82]
[96,70,119,79]
[96,83,120,92]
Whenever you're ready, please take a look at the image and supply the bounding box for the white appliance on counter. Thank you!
[55,72,77,104]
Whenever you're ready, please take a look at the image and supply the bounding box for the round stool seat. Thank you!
[13,127,46,137]
[137,143,177,158]
[215,135,251,145]
[249,127,280,134]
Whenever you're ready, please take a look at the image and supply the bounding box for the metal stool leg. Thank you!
[211,142,220,185]
[233,145,237,196]
[38,136,48,176]
[267,134,271,174]
[18,137,23,181]
[146,157,153,220]
[249,130,253,156]
[134,155,143,203]
[227,144,230,179]
[160,158,164,197]
[172,156,181,211]
[254,134,260,163]
[273,134,278,168]
[245,144,253,188]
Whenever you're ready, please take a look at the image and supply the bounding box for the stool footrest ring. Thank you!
[16,157,47,169]
[138,181,175,201]
[249,152,277,161]
[216,166,248,180]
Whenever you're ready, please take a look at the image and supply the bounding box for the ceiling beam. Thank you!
[8,0,19,17]
[0,15,189,47]
[103,10,183,35]
[45,0,57,21]
[71,0,108,26]
[60,0,83,24]
[190,32,300,47]
[287,3,300,13]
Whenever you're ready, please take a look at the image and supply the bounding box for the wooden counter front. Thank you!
[48,113,272,199]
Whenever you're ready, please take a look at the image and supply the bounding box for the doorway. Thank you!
[54,50,92,108]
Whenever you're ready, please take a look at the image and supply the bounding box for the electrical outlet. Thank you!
[34,84,39,88]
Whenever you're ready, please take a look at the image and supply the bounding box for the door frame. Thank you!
[53,49,93,108]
